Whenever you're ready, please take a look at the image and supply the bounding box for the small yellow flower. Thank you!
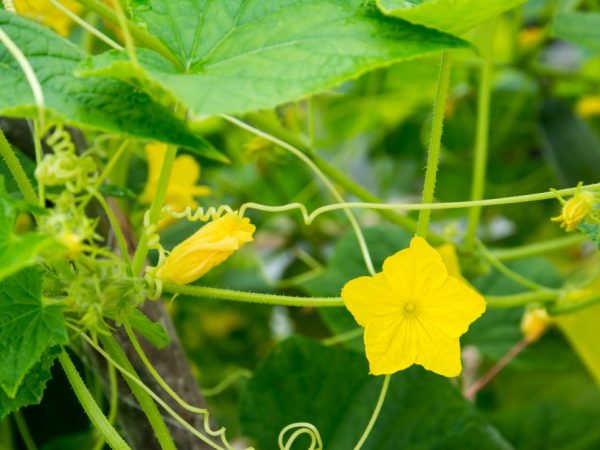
[341,237,486,377]
[576,96,600,118]
[518,27,543,49]
[141,142,211,228]
[156,212,255,285]
[552,190,595,232]
[15,0,82,36]
[521,308,552,343]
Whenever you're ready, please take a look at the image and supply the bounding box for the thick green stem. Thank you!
[163,283,344,307]
[0,129,37,204]
[491,234,586,261]
[417,53,452,238]
[58,351,132,450]
[466,22,496,247]
[99,334,177,450]
[131,145,177,275]
[0,416,14,450]
[72,0,183,69]
[486,290,559,308]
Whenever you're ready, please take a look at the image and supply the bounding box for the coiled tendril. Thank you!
[278,422,323,450]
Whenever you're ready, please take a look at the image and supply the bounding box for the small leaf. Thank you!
[80,0,468,116]
[0,11,226,162]
[240,337,513,450]
[99,184,137,200]
[0,268,68,398]
[128,309,171,349]
[553,11,600,53]
[377,0,527,35]
[0,346,60,420]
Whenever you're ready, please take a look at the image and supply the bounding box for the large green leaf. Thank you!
[240,337,513,450]
[79,0,468,116]
[0,11,226,162]
[377,0,527,35]
[0,181,59,282]
[0,268,68,398]
[553,11,600,53]
[0,346,59,420]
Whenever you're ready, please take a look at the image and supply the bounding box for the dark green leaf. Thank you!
[553,11,600,53]
[0,11,226,162]
[377,0,527,34]
[0,268,68,398]
[80,0,468,116]
[240,337,513,450]
[0,346,60,420]
[98,184,136,200]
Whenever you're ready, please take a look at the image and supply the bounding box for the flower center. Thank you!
[404,301,416,314]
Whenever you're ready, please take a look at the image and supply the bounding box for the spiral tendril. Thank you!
[163,204,236,222]
[278,422,323,450]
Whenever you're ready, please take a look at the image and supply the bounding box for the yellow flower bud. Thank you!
[576,96,600,118]
[552,191,595,232]
[521,308,552,343]
[156,213,255,285]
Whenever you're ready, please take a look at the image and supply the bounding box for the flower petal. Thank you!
[382,236,448,300]
[419,276,486,337]
[364,317,417,375]
[341,273,400,327]
[413,317,462,377]
[171,154,201,187]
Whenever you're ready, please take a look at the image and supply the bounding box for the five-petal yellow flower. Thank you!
[341,237,486,377]
[156,212,255,285]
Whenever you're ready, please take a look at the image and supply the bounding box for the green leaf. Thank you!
[80,0,468,116]
[553,11,600,53]
[240,337,513,450]
[0,181,60,282]
[0,268,68,398]
[0,11,226,162]
[376,0,527,35]
[0,346,60,420]
[128,309,171,349]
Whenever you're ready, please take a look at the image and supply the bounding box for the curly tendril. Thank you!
[142,210,167,300]
[162,204,236,222]
[278,422,323,450]
[2,0,15,13]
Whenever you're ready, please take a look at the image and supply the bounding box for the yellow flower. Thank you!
[156,212,255,285]
[552,191,595,232]
[341,237,486,377]
[141,142,211,228]
[15,0,82,36]
[576,96,600,118]
[521,308,552,343]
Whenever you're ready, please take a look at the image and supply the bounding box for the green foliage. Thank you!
[0,346,59,420]
[0,268,68,398]
[79,0,468,116]
[0,11,225,162]
[553,11,600,53]
[0,180,60,282]
[240,337,513,449]
[128,309,171,349]
[377,0,527,34]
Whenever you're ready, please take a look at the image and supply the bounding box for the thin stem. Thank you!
[485,290,559,308]
[0,128,37,204]
[322,328,363,346]
[223,115,376,275]
[163,283,344,307]
[33,122,44,206]
[58,351,132,450]
[201,370,252,397]
[109,0,138,67]
[353,375,391,450]
[466,22,495,247]
[98,334,177,450]
[72,0,183,69]
[0,416,14,450]
[491,234,586,261]
[417,53,452,238]
[550,293,600,315]
[92,191,130,262]
[131,145,177,275]
[13,412,36,450]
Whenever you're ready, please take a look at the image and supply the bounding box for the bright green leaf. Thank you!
[553,11,600,53]
[128,309,171,349]
[0,346,60,420]
[0,11,226,162]
[377,0,527,35]
[80,0,468,116]
[0,268,68,398]
[240,337,513,450]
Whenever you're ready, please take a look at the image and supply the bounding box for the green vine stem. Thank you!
[466,21,496,248]
[0,416,14,450]
[13,412,36,450]
[417,53,452,238]
[0,128,37,204]
[485,290,559,308]
[353,375,391,450]
[131,145,177,275]
[550,294,600,315]
[58,351,132,450]
[72,0,183,69]
[491,234,586,261]
[98,334,177,450]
